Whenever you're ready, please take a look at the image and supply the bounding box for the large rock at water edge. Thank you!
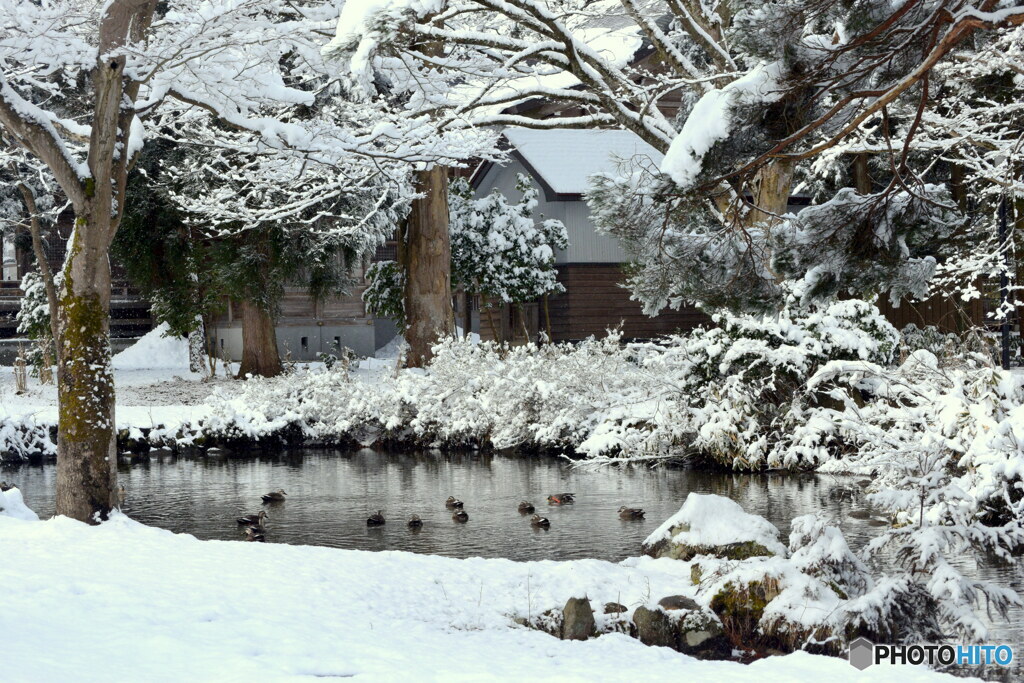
[642,493,787,560]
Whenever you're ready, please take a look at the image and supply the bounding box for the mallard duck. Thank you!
[530,515,550,528]
[617,506,645,520]
[452,510,469,523]
[244,527,266,542]
[547,493,575,505]
[237,510,268,526]
[367,510,386,526]
[445,496,464,509]
[408,515,423,528]
[518,501,535,514]
[262,489,287,503]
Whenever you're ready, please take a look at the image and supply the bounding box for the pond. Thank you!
[5,449,878,561]
[4,448,1023,673]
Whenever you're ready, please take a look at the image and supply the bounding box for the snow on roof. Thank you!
[502,128,664,196]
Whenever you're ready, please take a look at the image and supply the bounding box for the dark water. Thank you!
[4,449,1023,674]
[3,449,880,561]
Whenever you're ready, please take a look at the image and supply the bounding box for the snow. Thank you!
[501,128,663,195]
[660,63,785,189]
[644,494,788,556]
[112,323,193,371]
[0,506,962,682]
[0,486,38,521]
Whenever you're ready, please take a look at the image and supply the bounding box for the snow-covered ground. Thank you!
[0,490,963,682]
[0,327,234,433]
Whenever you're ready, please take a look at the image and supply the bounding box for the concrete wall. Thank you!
[213,321,378,362]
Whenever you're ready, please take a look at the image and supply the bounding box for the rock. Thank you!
[708,578,782,650]
[603,602,627,615]
[646,537,777,561]
[690,563,703,585]
[561,597,596,641]
[658,595,700,611]
[642,494,786,561]
[633,603,730,658]
[632,607,676,648]
[675,609,730,659]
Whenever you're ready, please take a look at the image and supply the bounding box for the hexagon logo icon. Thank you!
[849,637,875,670]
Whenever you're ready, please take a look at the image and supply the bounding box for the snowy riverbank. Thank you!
[0,491,964,682]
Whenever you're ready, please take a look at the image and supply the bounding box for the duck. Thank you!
[530,515,551,528]
[262,489,287,503]
[0,481,15,492]
[367,510,386,526]
[452,510,469,523]
[244,527,266,542]
[408,515,423,528]
[547,493,575,505]
[517,501,535,514]
[445,496,464,509]
[617,506,646,520]
[237,510,268,526]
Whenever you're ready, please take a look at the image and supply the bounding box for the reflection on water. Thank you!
[4,449,1023,667]
[4,449,873,561]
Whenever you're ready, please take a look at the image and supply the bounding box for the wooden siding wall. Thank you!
[874,294,985,333]
[546,264,709,341]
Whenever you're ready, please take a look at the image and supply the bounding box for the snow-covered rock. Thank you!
[0,486,39,521]
[643,494,788,560]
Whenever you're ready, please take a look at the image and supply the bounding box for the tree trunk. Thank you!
[237,299,282,378]
[55,219,117,522]
[188,315,207,374]
[853,154,873,195]
[748,158,796,226]
[404,166,454,367]
[462,290,472,340]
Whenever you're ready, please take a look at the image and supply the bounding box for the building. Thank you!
[469,127,710,342]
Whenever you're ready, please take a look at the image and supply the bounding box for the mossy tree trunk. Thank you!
[0,0,158,521]
[237,299,282,378]
[404,166,454,367]
[56,219,117,521]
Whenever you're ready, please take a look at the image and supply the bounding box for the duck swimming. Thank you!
[530,515,550,528]
[617,506,645,520]
[407,515,423,528]
[262,489,287,503]
[445,496,464,509]
[517,501,535,514]
[367,510,386,526]
[547,493,575,505]
[237,510,268,526]
[244,527,266,542]
[452,510,469,523]
[0,481,15,492]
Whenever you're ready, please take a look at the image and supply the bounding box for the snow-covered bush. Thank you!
[581,299,899,469]
[811,350,1024,639]
[362,260,406,329]
[15,270,59,373]
[449,174,568,309]
[194,298,900,471]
